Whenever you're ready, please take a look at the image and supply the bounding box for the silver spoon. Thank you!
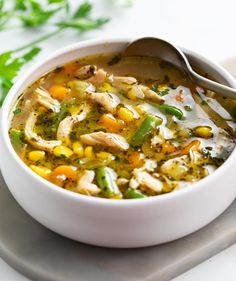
[122,37,236,99]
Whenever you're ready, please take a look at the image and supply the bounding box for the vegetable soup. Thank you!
[9,53,236,199]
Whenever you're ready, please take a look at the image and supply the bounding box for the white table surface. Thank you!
[1,0,236,280]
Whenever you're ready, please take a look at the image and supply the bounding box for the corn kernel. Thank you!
[73,142,84,158]
[96,151,113,160]
[99,82,116,93]
[30,165,51,178]
[117,107,134,122]
[157,84,168,91]
[193,126,213,139]
[84,146,94,158]
[53,146,73,158]
[28,150,45,161]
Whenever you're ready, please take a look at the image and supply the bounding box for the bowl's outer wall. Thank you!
[0,39,236,247]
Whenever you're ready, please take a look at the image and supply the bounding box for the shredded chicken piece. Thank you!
[117,178,129,186]
[75,65,97,79]
[77,170,100,195]
[160,155,189,180]
[109,75,137,91]
[87,68,107,84]
[130,170,163,192]
[57,104,90,145]
[25,111,61,151]
[34,87,60,112]
[143,159,157,172]
[139,85,164,104]
[80,131,129,150]
[87,91,120,112]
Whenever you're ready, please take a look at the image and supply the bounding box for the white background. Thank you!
[1,0,236,280]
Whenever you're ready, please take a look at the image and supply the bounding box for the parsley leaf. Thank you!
[0,47,40,105]
[19,0,64,27]
[73,1,92,18]
[57,18,109,31]
[57,1,109,32]
[14,0,27,10]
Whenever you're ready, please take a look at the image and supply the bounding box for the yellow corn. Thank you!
[28,150,45,161]
[96,151,113,160]
[117,107,134,122]
[84,146,94,158]
[194,126,213,139]
[157,84,168,91]
[30,165,51,178]
[53,146,73,158]
[99,82,116,93]
[73,142,84,158]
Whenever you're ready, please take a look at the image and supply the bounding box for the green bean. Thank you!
[125,188,147,199]
[130,114,162,147]
[159,104,183,119]
[96,167,121,198]
[9,129,23,150]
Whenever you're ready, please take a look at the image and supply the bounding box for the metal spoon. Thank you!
[122,37,236,99]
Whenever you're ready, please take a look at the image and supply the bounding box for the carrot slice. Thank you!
[99,114,124,132]
[180,140,201,155]
[50,165,77,186]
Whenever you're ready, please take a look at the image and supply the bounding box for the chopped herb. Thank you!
[157,88,169,96]
[13,108,22,115]
[201,148,211,158]
[184,105,192,112]
[54,66,64,73]
[231,107,236,119]
[151,85,157,92]
[108,55,121,66]
[201,100,208,106]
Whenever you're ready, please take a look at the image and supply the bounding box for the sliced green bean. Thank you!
[125,188,147,199]
[9,129,23,150]
[130,114,162,147]
[96,167,121,198]
[159,104,183,119]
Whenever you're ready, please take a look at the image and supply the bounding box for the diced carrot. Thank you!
[176,90,184,102]
[99,114,125,132]
[180,140,201,155]
[161,142,176,154]
[49,85,69,100]
[50,165,77,186]
[128,152,144,168]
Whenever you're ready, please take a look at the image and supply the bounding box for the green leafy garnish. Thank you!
[0,47,41,106]
[13,108,22,115]
[9,128,24,150]
[19,0,64,27]
[57,1,109,32]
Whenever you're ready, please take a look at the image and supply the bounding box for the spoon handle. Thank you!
[190,70,236,99]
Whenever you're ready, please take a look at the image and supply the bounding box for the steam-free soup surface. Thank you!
[9,53,236,199]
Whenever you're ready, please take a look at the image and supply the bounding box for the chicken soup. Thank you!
[9,53,236,199]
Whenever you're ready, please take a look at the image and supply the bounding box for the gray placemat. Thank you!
[0,171,236,281]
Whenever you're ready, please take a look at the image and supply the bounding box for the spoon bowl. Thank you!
[123,37,236,99]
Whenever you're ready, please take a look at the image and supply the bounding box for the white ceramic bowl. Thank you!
[1,38,236,248]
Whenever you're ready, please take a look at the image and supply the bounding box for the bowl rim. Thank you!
[1,37,236,206]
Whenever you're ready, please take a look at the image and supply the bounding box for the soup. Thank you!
[9,53,236,199]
